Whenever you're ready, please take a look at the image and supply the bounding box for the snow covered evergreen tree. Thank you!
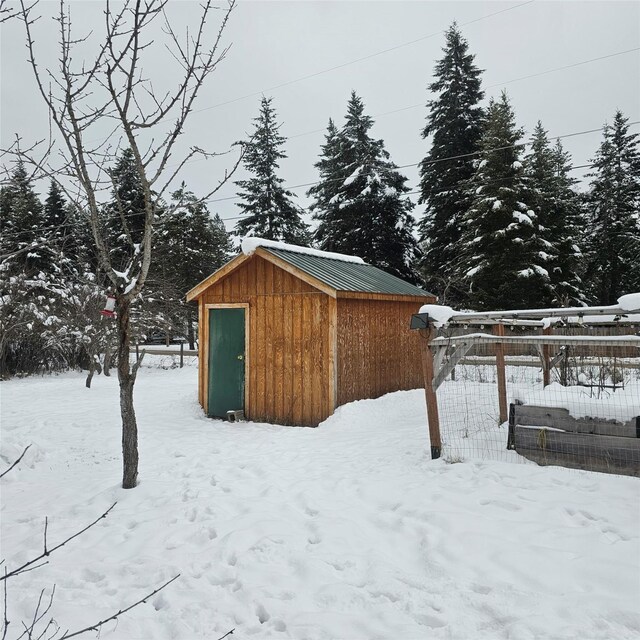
[309,92,419,282]
[234,97,309,244]
[461,93,550,310]
[42,179,78,272]
[306,119,342,228]
[154,184,232,347]
[0,161,45,275]
[0,166,84,375]
[417,23,484,303]
[104,148,152,271]
[524,123,584,305]
[583,110,640,304]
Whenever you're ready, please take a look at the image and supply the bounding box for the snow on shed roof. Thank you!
[241,237,365,264]
[187,238,434,300]
[261,246,432,297]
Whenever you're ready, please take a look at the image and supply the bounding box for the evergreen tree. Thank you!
[154,184,233,346]
[524,123,584,305]
[104,148,150,271]
[306,119,342,225]
[0,161,45,274]
[309,92,420,282]
[461,93,550,310]
[234,97,309,244]
[417,23,484,303]
[583,110,640,304]
[43,179,78,273]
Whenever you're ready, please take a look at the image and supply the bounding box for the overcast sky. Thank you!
[2,1,639,234]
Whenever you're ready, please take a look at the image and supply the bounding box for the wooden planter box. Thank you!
[508,403,640,477]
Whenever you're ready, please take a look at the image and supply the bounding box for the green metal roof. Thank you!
[263,247,433,298]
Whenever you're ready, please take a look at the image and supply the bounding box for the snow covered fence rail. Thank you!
[412,296,640,475]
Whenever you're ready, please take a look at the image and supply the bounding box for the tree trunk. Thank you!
[103,342,112,377]
[187,311,195,350]
[85,353,102,388]
[86,358,95,388]
[116,298,139,489]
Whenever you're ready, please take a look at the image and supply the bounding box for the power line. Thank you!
[285,47,640,142]
[207,122,640,211]
[213,162,596,224]
[192,1,535,114]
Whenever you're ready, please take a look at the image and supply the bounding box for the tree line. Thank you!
[0,152,231,377]
[234,23,640,309]
[2,23,639,379]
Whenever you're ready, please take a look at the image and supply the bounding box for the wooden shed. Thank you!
[186,239,435,426]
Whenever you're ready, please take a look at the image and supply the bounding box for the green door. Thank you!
[208,308,245,418]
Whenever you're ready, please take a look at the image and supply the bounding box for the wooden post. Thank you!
[419,325,442,459]
[180,341,184,369]
[542,326,552,387]
[494,323,508,424]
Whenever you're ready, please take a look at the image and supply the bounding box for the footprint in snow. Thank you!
[415,613,447,629]
[271,619,287,632]
[256,604,270,624]
[479,498,521,512]
[470,583,492,595]
[82,568,105,583]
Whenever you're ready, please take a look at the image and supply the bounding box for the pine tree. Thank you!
[309,92,420,282]
[306,119,342,226]
[461,93,550,310]
[524,123,584,305]
[583,110,640,304]
[0,161,45,275]
[104,148,150,271]
[154,184,233,346]
[234,97,309,244]
[417,23,484,303]
[43,179,78,272]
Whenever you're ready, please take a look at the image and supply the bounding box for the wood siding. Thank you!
[336,298,430,406]
[199,255,334,426]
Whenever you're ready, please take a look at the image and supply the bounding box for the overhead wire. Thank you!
[284,47,640,142]
[192,0,536,114]
[205,121,640,213]
[212,162,600,224]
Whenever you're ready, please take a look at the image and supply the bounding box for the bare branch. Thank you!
[1,503,117,582]
[0,445,32,479]
[2,569,8,640]
[58,574,180,639]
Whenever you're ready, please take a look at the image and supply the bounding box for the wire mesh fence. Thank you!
[428,329,640,476]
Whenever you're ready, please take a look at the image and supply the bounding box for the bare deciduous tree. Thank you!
[7,0,240,488]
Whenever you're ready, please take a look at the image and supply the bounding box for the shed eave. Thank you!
[335,290,436,301]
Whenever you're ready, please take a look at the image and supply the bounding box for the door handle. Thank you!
[237,355,244,360]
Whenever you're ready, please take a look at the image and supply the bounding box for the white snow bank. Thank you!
[2,370,639,639]
[618,292,640,312]
[241,237,365,264]
[516,382,640,422]
[419,303,454,328]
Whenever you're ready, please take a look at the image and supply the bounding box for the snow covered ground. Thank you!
[2,361,639,640]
